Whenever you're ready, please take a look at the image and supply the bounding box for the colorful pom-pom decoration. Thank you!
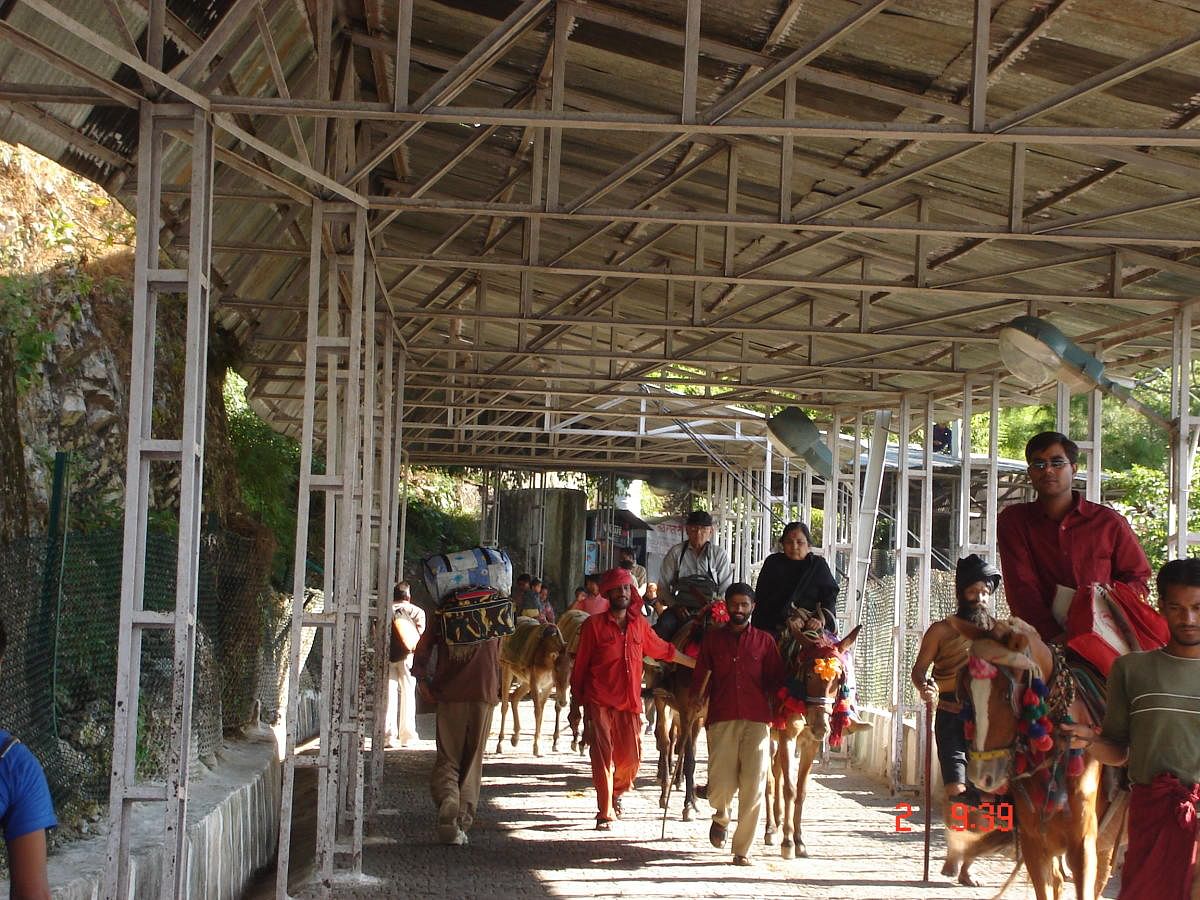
[811,655,842,681]
[1067,751,1086,777]
[968,656,999,679]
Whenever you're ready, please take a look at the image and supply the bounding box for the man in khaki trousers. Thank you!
[692,583,787,865]
[412,614,499,846]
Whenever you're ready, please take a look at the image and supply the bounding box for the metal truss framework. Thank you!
[105,102,214,899]
[5,0,1200,893]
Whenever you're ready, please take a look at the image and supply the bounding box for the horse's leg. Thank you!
[531,679,547,757]
[655,701,672,808]
[510,680,530,749]
[1018,818,1057,900]
[568,699,582,753]
[681,725,697,822]
[1066,769,1101,900]
[781,733,799,859]
[552,697,562,755]
[763,732,777,846]
[778,733,797,859]
[793,735,817,858]
[494,669,511,753]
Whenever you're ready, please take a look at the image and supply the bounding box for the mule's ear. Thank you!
[948,616,992,641]
[837,624,862,654]
[972,638,1037,671]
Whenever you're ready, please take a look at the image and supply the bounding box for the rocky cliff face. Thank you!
[0,140,255,537]
[12,261,133,531]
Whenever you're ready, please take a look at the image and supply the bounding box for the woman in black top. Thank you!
[752,522,839,636]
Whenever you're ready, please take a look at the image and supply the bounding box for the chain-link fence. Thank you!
[851,558,1010,712]
[0,525,320,831]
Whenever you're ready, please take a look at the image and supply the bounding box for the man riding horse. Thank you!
[997,431,1162,675]
[657,510,733,639]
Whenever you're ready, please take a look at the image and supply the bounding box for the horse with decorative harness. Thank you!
[648,600,723,822]
[955,615,1126,900]
[763,619,860,859]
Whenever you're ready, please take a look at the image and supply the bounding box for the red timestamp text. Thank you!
[891,801,1014,833]
[948,801,1013,833]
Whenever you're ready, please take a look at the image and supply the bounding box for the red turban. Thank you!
[595,567,643,614]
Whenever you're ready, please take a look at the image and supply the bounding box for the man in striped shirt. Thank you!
[1065,557,1200,900]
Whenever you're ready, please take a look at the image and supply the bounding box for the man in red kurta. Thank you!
[571,567,695,829]
[996,431,1159,673]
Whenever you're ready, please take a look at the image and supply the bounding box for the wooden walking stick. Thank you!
[660,670,709,840]
[923,697,934,882]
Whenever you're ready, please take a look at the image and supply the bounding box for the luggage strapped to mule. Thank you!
[668,540,721,610]
[437,586,516,645]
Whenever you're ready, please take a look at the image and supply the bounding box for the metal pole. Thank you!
[104,102,213,900]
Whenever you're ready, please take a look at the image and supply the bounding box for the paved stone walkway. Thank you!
[292,705,1112,900]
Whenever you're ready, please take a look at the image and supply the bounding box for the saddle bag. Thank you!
[421,546,513,602]
[437,587,516,645]
[671,573,719,611]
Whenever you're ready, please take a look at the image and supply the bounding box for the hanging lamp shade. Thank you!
[998,316,1106,393]
[766,407,834,479]
[998,315,1175,435]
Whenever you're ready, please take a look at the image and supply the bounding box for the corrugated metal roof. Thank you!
[1,0,1198,471]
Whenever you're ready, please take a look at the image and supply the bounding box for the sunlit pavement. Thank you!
[309,704,1114,899]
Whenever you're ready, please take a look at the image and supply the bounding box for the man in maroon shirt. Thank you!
[692,582,787,865]
[571,567,695,830]
[412,611,500,846]
[997,431,1152,655]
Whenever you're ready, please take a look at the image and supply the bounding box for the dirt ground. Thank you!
[252,704,1121,900]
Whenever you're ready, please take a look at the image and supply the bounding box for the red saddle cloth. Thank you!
[1120,772,1200,900]
[1066,581,1167,679]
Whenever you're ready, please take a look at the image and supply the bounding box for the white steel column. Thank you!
[760,441,773,562]
[105,101,214,900]
[1057,381,1102,501]
[957,377,1002,564]
[851,410,890,630]
[821,413,841,565]
[276,205,372,897]
[480,468,500,547]
[889,396,913,794]
[889,397,934,792]
[1170,307,1199,559]
[368,322,399,813]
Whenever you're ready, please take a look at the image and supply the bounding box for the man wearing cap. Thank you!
[659,510,733,601]
[910,554,1000,887]
[693,582,787,866]
[571,567,696,829]
[387,582,426,748]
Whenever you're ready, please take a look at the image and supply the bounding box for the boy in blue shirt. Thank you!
[1,619,55,898]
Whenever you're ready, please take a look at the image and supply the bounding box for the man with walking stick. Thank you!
[692,583,787,866]
[910,554,1001,886]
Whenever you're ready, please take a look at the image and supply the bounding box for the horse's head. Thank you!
[793,625,859,741]
[537,623,567,667]
[952,616,1052,794]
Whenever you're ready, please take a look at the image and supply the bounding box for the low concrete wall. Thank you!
[847,705,945,794]
[11,737,280,900]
